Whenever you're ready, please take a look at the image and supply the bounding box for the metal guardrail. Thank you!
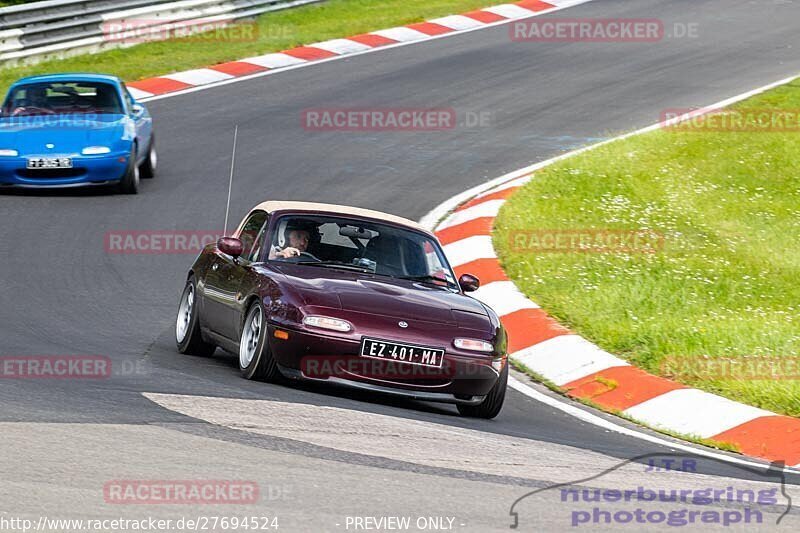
[0,0,325,66]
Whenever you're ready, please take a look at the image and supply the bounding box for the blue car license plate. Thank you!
[27,157,73,169]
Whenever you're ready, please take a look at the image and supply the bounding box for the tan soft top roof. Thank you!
[251,201,427,233]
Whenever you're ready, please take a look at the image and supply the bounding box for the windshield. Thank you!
[266,214,457,288]
[2,81,124,117]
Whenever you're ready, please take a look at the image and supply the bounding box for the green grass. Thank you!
[495,78,800,417]
[0,0,494,93]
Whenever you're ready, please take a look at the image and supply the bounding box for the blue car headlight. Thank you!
[82,146,111,155]
[0,149,18,156]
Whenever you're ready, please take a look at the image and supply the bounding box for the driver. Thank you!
[269,223,311,259]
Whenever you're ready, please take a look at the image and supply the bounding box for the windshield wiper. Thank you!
[296,260,371,273]
[397,275,454,288]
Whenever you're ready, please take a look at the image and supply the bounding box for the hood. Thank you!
[273,263,488,325]
[0,114,131,155]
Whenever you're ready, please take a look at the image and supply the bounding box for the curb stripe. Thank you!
[435,217,493,246]
[310,38,373,54]
[283,46,339,61]
[442,235,495,267]
[371,27,430,43]
[127,77,192,95]
[502,308,569,353]
[406,22,454,36]
[437,199,505,230]
[563,366,687,412]
[623,389,772,440]
[513,335,629,387]
[515,0,557,10]
[162,68,234,85]
[712,417,800,466]
[239,53,306,69]
[347,33,398,47]
[463,9,508,23]
[429,15,486,30]
[483,4,538,18]
[470,280,539,316]
[458,186,520,210]
[209,61,268,77]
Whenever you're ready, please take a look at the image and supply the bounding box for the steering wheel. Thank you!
[298,251,321,262]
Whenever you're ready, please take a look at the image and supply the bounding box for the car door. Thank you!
[202,211,269,340]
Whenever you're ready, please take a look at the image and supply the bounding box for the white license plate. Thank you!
[360,337,445,368]
[27,157,73,169]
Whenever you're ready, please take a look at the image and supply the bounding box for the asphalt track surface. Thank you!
[2,0,800,530]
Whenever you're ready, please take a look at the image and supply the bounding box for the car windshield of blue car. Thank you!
[1,82,124,117]
[266,215,458,288]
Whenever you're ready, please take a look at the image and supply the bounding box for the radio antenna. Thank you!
[223,125,239,236]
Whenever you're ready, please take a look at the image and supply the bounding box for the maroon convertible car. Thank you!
[175,201,508,418]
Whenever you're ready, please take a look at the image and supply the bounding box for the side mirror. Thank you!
[131,103,144,116]
[217,237,243,258]
[458,273,480,293]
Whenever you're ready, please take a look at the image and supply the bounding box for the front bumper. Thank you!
[0,152,130,187]
[268,324,503,405]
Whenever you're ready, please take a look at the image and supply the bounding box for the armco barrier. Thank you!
[0,0,325,66]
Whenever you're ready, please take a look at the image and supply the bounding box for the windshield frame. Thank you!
[1,80,126,117]
[263,212,460,290]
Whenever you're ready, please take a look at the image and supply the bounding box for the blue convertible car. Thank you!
[0,73,155,194]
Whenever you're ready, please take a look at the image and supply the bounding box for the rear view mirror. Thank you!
[339,226,375,240]
[217,237,243,258]
[458,274,480,293]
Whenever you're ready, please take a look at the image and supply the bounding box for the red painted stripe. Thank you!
[436,217,493,246]
[210,61,268,77]
[502,308,569,353]
[712,416,800,465]
[347,34,398,47]
[515,0,557,11]
[563,366,687,412]
[453,258,508,286]
[407,22,454,36]
[283,46,338,61]
[457,186,520,211]
[463,9,507,23]
[127,77,191,95]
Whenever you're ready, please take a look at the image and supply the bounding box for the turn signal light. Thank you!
[454,338,494,353]
[303,315,353,332]
[274,330,289,340]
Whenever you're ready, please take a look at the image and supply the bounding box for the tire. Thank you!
[139,136,157,179]
[118,146,139,194]
[176,276,216,356]
[457,364,508,419]
[239,301,281,381]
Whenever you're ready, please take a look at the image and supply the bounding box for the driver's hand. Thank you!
[278,247,301,258]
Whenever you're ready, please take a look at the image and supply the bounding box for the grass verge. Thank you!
[496,78,800,418]
[0,0,495,94]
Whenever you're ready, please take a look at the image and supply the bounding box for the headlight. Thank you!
[82,146,111,155]
[0,149,18,156]
[303,315,353,332]
[454,338,494,352]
